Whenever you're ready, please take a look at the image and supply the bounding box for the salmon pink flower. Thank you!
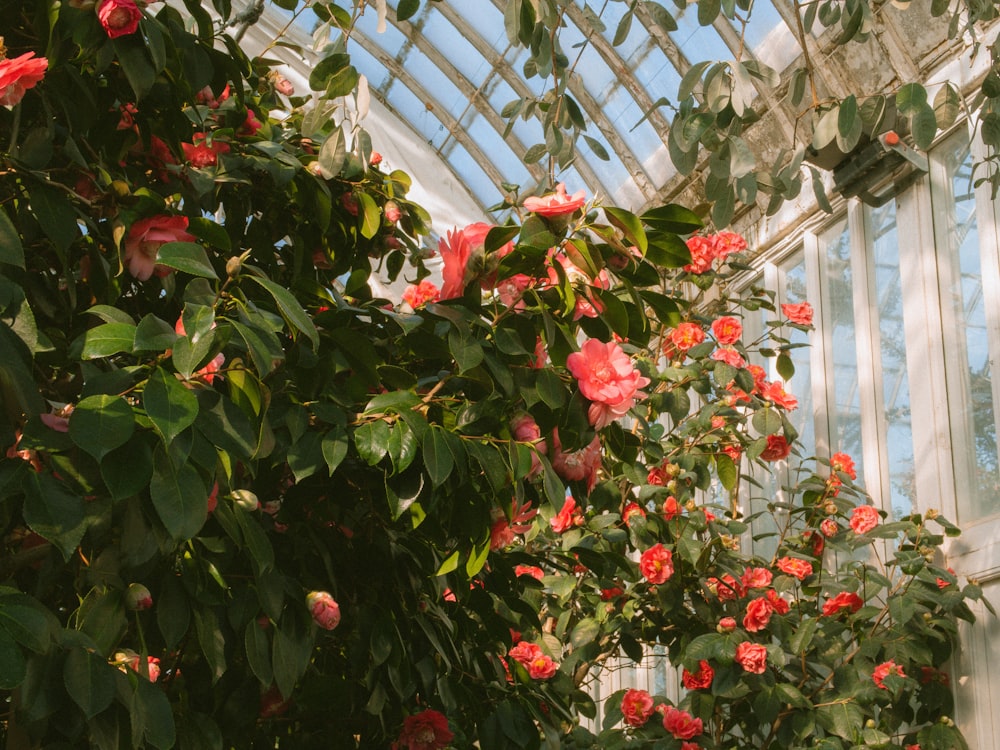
[849,505,880,534]
[98,0,141,38]
[640,543,674,584]
[514,565,543,580]
[670,322,706,353]
[523,182,586,216]
[621,688,655,726]
[760,434,791,461]
[551,431,602,491]
[550,496,584,533]
[735,641,768,673]
[741,567,773,589]
[831,451,857,480]
[822,591,863,616]
[781,301,814,325]
[760,380,798,410]
[662,706,703,740]
[873,660,905,689]
[712,347,747,368]
[684,235,716,274]
[743,596,774,632]
[567,338,649,429]
[306,590,341,630]
[125,215,196,281]
[711,316,742,344]
[392,709,454,750]
[662,495,681,521]
[0,52,48,107]
[622,502,646,526]
[820,518,839,536]
[527,653,558,679]
[438,223,496,299]
[402,279,440,309]
[717,616,737,632]
[767,589,790,614]
[707,574,744,601]
[776,556,813,580]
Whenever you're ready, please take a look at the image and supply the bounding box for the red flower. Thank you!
[766,589,790,614]
[776,556,813,581]
[639,543,674,584]
[782,301,814,325]
[760,434,791,462]
[662,495,681,521]
[392,709,454,750]
[717,617,737,632]
[873,659,905,689]
[662,706,703,740]
[523,182,586,216]
[707,574,744,601]
[743,596,774,632]
[622,502,646,527]
[850,505,880,534]
[741,567,773,589]
[125,215,196,281]
[735,641,768,673]
[621,688,655,726]
[550,496,584,533]
[515,565,544,580]
[711,316,742,344]
[182,134,230,167]
[681,660,714,690]
[712,347,747,368]
[822,591,864,616]
[508,641,542,667]
[305,591,341,630]
[600,586,624,601]
[239,109,263,137]
[97,0,142,38]
[0,52,48,106]
[509,642,559,680]
[830,451,857,480]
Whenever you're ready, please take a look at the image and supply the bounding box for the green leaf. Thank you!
[243,274,319,349]
[397,0,420,20]
[135,674,176,749]
[816,702,863,741]
[81,323,136,359]
[466,538,491,577]
[322,426,350,474]
[752,408,783,436]
[144,367,199,444]
[150,448,208,541]
[448,326,484,372]
[0,596,52,654]
[134,314,178,351]
[641,204,702,234]
[422,427,454,486]
[358,192,381,239]
[287,431,324,482]
[69,394,135,460]
[836,95,863,152]
[0,209,25,268]
[101,438,154,501]
[812,106,840,149]
[318,128,346,177]
[716,452,737,490]
[22,472,87,561]
[583,135,610,161]
[63,649,115,719]
[896,82,928,115]
[911,104,938,150]
[245,620,273,686]
[788,615,818,653]
[194,609,227,683]
[114,34,156,98]
[186,217,231,252]
[157,574,191,651]
[934,83,961,130]
[776,352,795,381]
[79,590,126,656]
[604,206,648,254]
[809,166,833,213]
[0,627,26,689]
[155,242,218,279]
[570,617,600,649]
[354,420,390,466]
[646,2,678,32]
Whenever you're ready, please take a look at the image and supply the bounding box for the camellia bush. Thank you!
[0,0,989,749]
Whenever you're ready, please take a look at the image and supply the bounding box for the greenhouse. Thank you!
[1,0,999,747]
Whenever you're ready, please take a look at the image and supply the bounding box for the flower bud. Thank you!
[926,508,940,520]
[384,200,402,223]
[824,501,838,515]
[865,719,876,728]
[717,616,737,633]
[306,590,341,630]
[111,180,130,198]
[231,489,259,511]
[226,256,242,278]
[126,583,153,611]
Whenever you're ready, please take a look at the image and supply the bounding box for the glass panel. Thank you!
[671,3,732,62]
[870,202,916,519]
[940,135,1000,522]
[781,256,815,461]
[821,220,865,482]
[733,0,799,70]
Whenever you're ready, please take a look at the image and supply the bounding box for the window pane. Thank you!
[781,257,814,460]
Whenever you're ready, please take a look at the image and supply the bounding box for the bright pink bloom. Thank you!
[273,74,295,97]
[776,556,813,580]
[402,279,440,309]
[567,339,649,429]
[98,0,141,38]
[715,231,748,259]
[711,316,742,344]
[681,660,714,690]
[820,518,839,537]
[523,182,586,216]
[640,543,674,584]
[527,653,559,680]
[437,224,485,299]
[550,496,584,533]
[741,567,773,589]
[760,434,791,462]
[873,660,905,689]
[621,688,655,726]
[684,235,716,274]
[760,380,798,410]
[850,505,880,534]
[0,52,48,106]
[508,641,542,666]
[306,590,341,630]
[822,591,864,616]
[782,301,814,325]
[125,215,195,281]
[392,709,454,750]
[735,641,768,673]
[550,431,602,491]
[662,707,703,740]
[712,347,746,368]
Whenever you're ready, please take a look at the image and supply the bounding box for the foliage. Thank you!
[0,1,984,749]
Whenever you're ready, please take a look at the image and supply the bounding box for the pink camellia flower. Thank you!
[272,73,295,97]
[182,133,230,168]
[776,556,813,580]
[98,0,141,37]
[550,496,584,533]
[820,518,839,537]
[567,338,650,430]
[125,215,196,281]
[767,589,791,614]
[782,301,814,326]
[712,347,747,368]
[508,641,542,666]
[392,709,454,750]
[621,688,655,727]
[662,496,681,521]
[437,225,478,299]
[662,706,703,740]
[523,182,586,217]
[681,660,714,690]
[741,567,773,589]
[401,279,440,309]
[822,591,864,616]
[550,431,602,491]
[369,151,383,165]
[622,502,646,527]
[670,322,706,353]
[305,590,341,630]
[527,653,559,680]
[0,52,48,107]
[707,573,744,601]
[759,380,798,411]
[735,641,768,674]
[742,596,774,632]
[239,109,263,137]
[511,413,546,477]
[384,200,403,223]
[830,451,857,480]
[715,231,748,259]
[849,505,880,534]
[514,565,544,580]
[760,434,791,462]
[126,583,153,611]
[195,84,230,109]
[639,543,674,584]
[684,235,716,274]
[711,316,742,345]
[681,743,701,750]
[717,616,737,633]
[873,659,906,689]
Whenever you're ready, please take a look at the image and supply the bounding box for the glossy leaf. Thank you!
[69,394,135,460]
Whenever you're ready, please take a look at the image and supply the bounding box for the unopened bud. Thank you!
[926,508,940,520]
[126,583,153,611]
[824,501,838,515]
[231,489,259,511]
[226,256,242,278]
[865,719,876,729]
[111,180,130,198]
